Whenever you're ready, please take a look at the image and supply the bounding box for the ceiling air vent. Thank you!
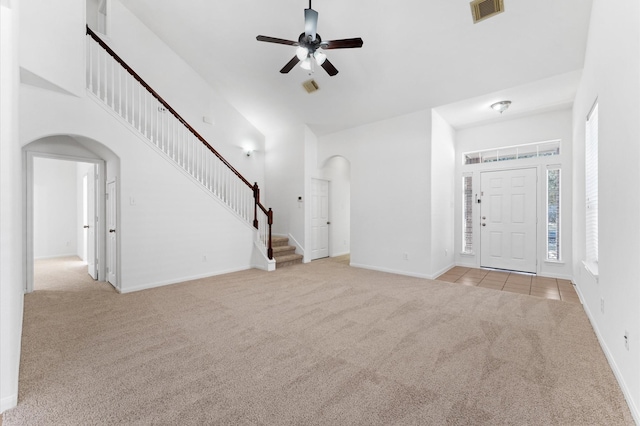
[470,0,504,24]
[302,79,319,94]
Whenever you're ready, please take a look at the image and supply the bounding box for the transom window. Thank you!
[463,140,560,165]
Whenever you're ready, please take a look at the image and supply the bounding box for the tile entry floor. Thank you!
[437,266,581,304]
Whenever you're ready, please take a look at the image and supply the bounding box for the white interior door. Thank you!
[480,168,537,273]
[311,178,330,260]
[86,165,98,280]
[106,180,117,287]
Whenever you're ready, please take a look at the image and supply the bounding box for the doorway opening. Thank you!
[31,157,103,290]
[315,155,351,260]
[24,135,120,293]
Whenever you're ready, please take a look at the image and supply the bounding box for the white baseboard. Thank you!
[331,251,350,258]
[34,253,78,260]
[577,287,640,424]
[119,266,252,294]
[430,263,455,280]
[349,263,431,280]
[1,394,18,413]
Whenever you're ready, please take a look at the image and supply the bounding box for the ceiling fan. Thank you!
[256,1,363,76]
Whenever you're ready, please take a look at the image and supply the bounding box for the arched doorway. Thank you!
[24,135,120,292]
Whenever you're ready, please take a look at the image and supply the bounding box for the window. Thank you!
[547,168,560,260]
[462,175,473,253]
[585,102,599,265]
[463,140,560,165]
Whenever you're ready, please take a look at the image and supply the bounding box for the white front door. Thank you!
[480,168,537,273]
[311,178,330,260]
[106,180,117,287]
[86,165,98,280]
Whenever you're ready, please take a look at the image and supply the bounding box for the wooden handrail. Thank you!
[86,26,273,259]
[86,26,253,189]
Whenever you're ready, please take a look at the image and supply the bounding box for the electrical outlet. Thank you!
[403,252,408,261]
[444,249,448,256]
[600,298,605,314]
[624,331,629,351]
[202,255,207,262]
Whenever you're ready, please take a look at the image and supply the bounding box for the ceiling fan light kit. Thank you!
[256,0,363,77]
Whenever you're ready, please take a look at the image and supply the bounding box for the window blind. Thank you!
[585,102,599,264]
[462,175,473,253]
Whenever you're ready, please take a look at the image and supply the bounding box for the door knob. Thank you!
[482,216,486,220]
[109,229,116,233]
[83,225,89,229]
[482,223,486,226]
[327,221,331,225]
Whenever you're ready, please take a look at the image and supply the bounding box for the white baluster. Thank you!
[110,57,114,109]
[87,38,93,92]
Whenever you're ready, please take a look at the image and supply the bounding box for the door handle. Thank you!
[327,221,331,225]
[482,216,486,220]
[83,225,89,229]
[482,223,486,226]
[109,229,116,233]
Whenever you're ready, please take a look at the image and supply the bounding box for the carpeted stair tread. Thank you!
[272,236,290,247]
[271,237,303,268]
[275,253,303,263]
[272,245,296,254]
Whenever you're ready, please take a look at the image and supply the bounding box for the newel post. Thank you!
[252,182,259,229]
[267,208,273,260]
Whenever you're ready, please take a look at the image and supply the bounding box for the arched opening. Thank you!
[24,135,120,292]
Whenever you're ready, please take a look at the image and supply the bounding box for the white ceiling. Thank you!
[121,0,593,136]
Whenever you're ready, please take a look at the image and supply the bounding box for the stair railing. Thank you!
[85,26,273,259]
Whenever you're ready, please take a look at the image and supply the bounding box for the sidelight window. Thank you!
[462,174,473,254]
[547,168,560,260]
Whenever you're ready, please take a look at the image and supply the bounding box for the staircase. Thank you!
[85,26,274,265]
[272,236,303,268]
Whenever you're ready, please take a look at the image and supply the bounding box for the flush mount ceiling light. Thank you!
[491,100,512,114]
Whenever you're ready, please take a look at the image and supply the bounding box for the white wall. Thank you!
[21,86,258,293]
[33,158,79,259]
[571,0,640,420]
[265,125,306,248]
[19,0,84,96]
[107,0,265,187]
[430,110,456,277]
[0,0,23,413]
[454,109,574,279]
[320,156,351,257]
[318,110,433,278]
[18,0,268,289]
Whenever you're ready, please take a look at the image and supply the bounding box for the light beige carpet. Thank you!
[4,256,634,425]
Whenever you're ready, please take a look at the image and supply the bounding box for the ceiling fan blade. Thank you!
[304,8,318,41]
[321,58,339,76]
[322,38,364,49]
[256,35,299,46]
[280,56,301,74]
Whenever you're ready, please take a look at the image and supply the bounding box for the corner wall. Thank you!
[430,110,456,277]
[318,110,433,278]
[571,0,640,420]
[0,0,23,412]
